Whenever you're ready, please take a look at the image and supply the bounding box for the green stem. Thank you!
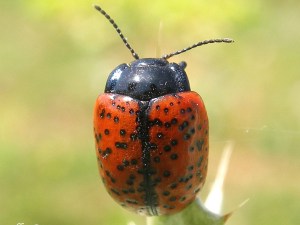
[147,199,229,225]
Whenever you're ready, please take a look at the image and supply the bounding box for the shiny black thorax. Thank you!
[105,58,191,101]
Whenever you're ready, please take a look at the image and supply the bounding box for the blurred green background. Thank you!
[1,0,299,224]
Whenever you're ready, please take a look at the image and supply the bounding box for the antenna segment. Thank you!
[94,5,140,59]
[162,38,234,60]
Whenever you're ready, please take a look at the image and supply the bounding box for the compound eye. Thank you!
[179,61,187,69]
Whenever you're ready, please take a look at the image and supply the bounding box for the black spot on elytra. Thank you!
[126,179,134,186]
[171,118,178,124]
[122,159,129,167]
[111,188,120,196]
[97,158,103,169]
[156,105,160,110]
[163,170,171,177]
[153,118,163,126]
[164,122,171,128]
[131,159,138,165]
[170,183,177,189]
[154,177,161,183]
[188,165,194,171]
[169,196,177,202]
[179,177,185,183]
[180,196,186,202]
[153,156,160,163]
[183,121,189,127]
[186,184,193,190]
[106,113,111,119]
[163,190,170,196]
[197,156,203,167]
[114,116,119,123]
[189,146,195,152]
[138,209,143,213]
[117,165,124,171]
[128,188,135,193]
[115,142,128,149]
[171,139,178,146]
[157,133,163,139]
[187,107,192,112]
[180,109,186,114]
[95,133,102,143]
[196,170,202,178]
[164,108,169,114]
[170,153,178,160]
[164,145,171,152]
[100,109,105,118]
[183,133,191,140]
[129,108,134,114]
[179,174,192,183]
[129,174,135,180]
[163,204,173,209]
[120,129,126,136]
[102,147,112,157]
[179,121,189,131]
[126,199,138,204]
[196,140,204,151]
[194,187,201,193]
[170,102,174,106]
[104,129,109,135]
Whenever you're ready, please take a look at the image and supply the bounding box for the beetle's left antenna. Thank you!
[94,5,140,60]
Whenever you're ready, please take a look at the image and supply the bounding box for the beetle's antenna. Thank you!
[94,5,140,59]
[162,38,234,60]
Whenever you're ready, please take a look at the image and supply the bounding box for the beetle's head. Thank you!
[105,58,190,101]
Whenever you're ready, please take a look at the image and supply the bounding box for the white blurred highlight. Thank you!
[146,216,153,225]
[204,142,233,214]
[127,221,136,225]
[156,21,163,57]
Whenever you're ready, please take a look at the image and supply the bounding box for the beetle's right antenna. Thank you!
[162,38,234,60]
[94,5,140,60]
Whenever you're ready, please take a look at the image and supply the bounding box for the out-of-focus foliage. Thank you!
[0,0,299,225]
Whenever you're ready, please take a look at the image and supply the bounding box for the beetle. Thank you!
[93,5,233,216]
